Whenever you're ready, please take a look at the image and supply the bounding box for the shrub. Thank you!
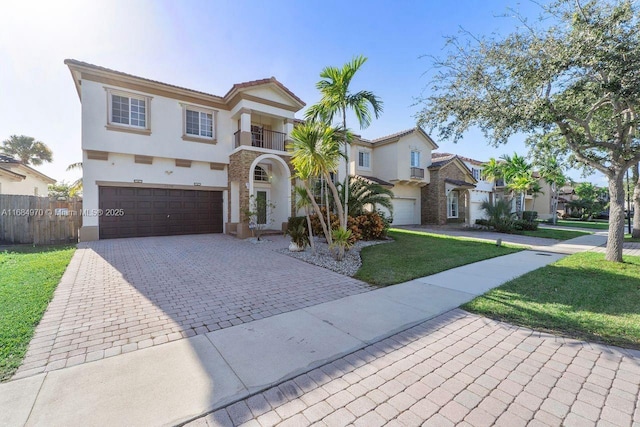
[286,216,307,233]
[353,212,387,240]
[285,223,309,248]
[513,219,539,231]
[522,211,538,222]
[309,209,387,242]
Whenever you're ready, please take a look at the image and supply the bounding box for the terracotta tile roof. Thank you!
[445,178,476,188]
[368,127,438,148]
[432,152,486,165]
[429,153,456,168]
[64,59,225,100]
[355,175,394,187]
[64,59,305,107]
[371,128,417,143]
[225,77,306,107]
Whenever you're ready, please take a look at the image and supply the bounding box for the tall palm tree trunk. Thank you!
[302,181,332,245]
[342,108,349,227]
[325,172,345,229]
[324,178,331,232]
[305,205,316,254]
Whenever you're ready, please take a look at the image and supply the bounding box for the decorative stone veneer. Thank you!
[227,149,295,229]
[421,162,470,225]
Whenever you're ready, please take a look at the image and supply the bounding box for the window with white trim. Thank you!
[472,168,481,180]
[411,150,421,168]
[108,90,149,129]
[447,190,459,218]
[186,109,214,138]
[358,151,371,169]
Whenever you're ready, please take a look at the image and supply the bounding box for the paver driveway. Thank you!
[14,234,372,378]
[188,310,640,427]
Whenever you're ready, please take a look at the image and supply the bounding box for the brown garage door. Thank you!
[99,187,223,239]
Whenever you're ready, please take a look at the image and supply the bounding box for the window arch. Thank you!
[254,166,269,182]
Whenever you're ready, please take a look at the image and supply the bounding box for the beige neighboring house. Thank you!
[341,128,439,225]
[523,172,554,219]
[66,59,306,241]
[0,154,56,196]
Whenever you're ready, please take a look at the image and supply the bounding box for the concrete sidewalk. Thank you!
[0,234,607,427]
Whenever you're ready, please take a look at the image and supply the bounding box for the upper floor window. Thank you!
[105,89,151,135]
[472,168,481,180]
[186,109,213,138]
[182,104,216,143]
[108,90,149,128]
[358,151,371,169]
[411,151,421,168]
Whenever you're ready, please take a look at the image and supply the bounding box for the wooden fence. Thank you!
[0,195,82,245]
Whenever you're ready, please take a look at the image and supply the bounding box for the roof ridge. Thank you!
[64,59,305,107]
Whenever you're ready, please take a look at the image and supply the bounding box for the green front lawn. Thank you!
[463,252,640,349]
[521,228,591,240]
[0,246,75,381]
[546,219,609,230]
[355,229,522,286]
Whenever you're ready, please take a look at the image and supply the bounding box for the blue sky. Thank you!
[0,0,603,185]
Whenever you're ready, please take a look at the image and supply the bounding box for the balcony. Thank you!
[410,167,425,179]
[234,129,287,151]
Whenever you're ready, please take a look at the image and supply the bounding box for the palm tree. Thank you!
[497,153,533,217]
[537,158,567,225]
[481,198,515,232]
[289,121,346,245]
[482,157,504,184]
[66,162,83,197]
[508,173,536,218]
[294,185,316,254]
[1,135,53,165]
[528,181,545,215]
[305,55,383,228]
[337,177,394,217]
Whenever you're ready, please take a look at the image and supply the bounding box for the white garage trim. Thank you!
[391,197,419,225]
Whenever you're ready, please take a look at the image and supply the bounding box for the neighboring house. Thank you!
[341,128,439,225]
[0,154,55,196]
[523,172,554,219]
[422,153,478,226]
[66,59,305,241]
[430,153,494,226]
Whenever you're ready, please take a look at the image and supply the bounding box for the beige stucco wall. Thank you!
[79,77,298,237]
[0,169,52,196]
[525,178,554,219]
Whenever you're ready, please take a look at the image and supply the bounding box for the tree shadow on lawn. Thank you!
[463,257,640,350]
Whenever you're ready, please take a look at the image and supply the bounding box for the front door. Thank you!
[255,189,269,225]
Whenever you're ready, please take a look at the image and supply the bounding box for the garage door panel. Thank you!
[392,199,418,225]
[99,186,222,239]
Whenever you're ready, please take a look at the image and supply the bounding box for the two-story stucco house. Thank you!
[0,154,56,196]
[343,128,439,225]
[66,59,305,241]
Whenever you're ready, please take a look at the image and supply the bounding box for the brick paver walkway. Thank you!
[14,234,372,378]
[187,310,640,427]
